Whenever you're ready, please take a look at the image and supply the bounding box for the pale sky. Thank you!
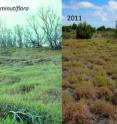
[0,0,61,28]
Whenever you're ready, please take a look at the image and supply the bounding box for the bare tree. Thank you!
[15,25,24,48]
[37,7,61,49]
[6,29,14,48]
[28,16,44,47]
[0,7,62,49]
[12,31,17,48]
[24,28,33,48]
[0,24,8,48]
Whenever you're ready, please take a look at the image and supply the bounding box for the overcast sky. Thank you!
[63,0,117,28]
[0,0,61,28]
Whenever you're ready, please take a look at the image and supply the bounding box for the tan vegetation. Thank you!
[62,29,117,124]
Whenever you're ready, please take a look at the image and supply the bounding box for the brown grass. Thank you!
[62,31,117,124]
[91,100,116,118]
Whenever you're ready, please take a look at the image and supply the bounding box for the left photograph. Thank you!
[0,0,62,124]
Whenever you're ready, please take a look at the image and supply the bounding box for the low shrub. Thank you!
[62,26,71,32]
[97,26,106,31]
[76,22,95,39]
[72,23,77,30]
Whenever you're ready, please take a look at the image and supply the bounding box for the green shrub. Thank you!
[97,26,106,31]
[72,23,77,30]
[115,29,117,37]
[76,22,95,39]
[62,26,71,32]
[106,28,114,32]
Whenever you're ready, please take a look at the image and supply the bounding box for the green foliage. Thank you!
[106,28,114,32]
[62,26,71,32]
[97,26,106,31]
[115,29,117,37]
[0,117,14,124]
[0,116,25,124]
[71,23,77,30]
[76,22,95,39]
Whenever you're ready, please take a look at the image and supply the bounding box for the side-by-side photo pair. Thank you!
[0,0,117,124]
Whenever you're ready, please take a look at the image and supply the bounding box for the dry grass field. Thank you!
[62,32,117,124]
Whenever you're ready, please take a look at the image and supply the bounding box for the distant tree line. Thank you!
[0,7,61,50]
[63,22,116,39]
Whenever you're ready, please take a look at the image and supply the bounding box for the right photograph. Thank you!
[62,0,117,124]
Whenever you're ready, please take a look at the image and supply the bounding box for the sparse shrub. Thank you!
[76,22,95,39]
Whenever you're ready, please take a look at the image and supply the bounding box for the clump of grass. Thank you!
[74,84,97,100]
[93,75,114,87]
[91,100,116,118]
[97,86,113,101]
[0,75,20,85]
[17,84,35,94]
[63,100,92,124]
[0,116,25,124]
[112,90,117,105]
[62,92,74,105]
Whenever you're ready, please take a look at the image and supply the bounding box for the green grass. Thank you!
[0,48,61,124]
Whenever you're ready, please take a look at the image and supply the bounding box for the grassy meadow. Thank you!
[62,30,117,124]
[0,48,61,124]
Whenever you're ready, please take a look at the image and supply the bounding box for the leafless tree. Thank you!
[0,7,62,49]
[0,22,7,48]
[6,29,14,48]
[37,7,61,49]
[23,28,33,48]
[28,16,44,47]
[14,25,24,48]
